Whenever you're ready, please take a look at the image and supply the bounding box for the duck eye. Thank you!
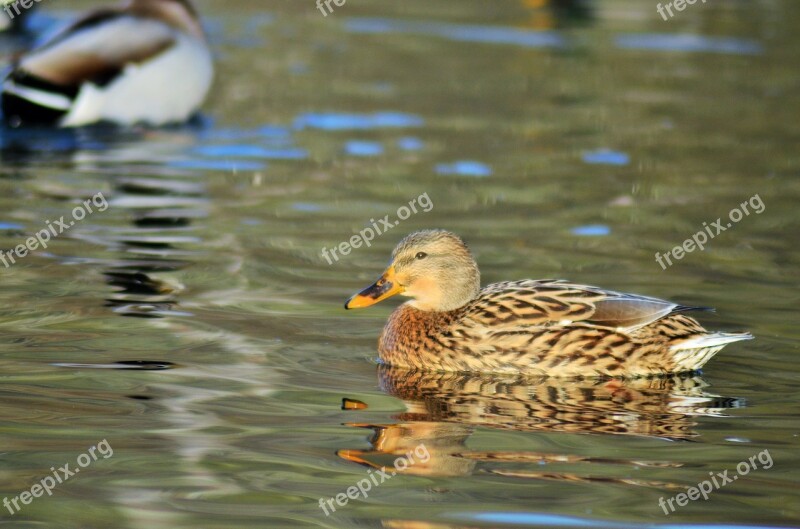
[415,252,427,260]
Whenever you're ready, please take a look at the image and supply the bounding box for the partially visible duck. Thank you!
[345,229,752,378]
[1,0,213,127]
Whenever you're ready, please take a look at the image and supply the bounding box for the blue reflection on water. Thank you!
[294,112,424,130]
[397,137,424,151]
[582,149,630,166]
[169,159,265,171]
[345,18,565,48]
[255,125,293,138]
[615,34,763,55]
[456,512,786,529]
[195,144,308,160]
[436,160,492,177]
[344,140,384,157]
[198,125,291,141]
[572,225,611,236]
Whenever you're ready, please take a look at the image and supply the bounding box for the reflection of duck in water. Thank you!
[346,230,751,378]
[102,170,208,318]
[377,366,742,440]
[338,367,744,481]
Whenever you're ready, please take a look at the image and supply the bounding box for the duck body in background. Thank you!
[1,0,213,127]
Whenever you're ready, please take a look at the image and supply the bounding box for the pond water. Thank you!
[0,1,798,528]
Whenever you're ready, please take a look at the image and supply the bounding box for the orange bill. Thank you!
[344,266,404,309]
[341,398,368,410]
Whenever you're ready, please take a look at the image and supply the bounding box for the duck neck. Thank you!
[408,265,480,312]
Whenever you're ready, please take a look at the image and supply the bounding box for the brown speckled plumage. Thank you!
[346,230,752,378]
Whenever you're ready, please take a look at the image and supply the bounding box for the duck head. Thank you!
[345,230,480,312]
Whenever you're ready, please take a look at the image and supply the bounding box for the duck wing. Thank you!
[13,11,177,88]
[587,297,711,329]
[465,280,711,331]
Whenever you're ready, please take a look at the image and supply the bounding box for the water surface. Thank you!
[0,1,798,528]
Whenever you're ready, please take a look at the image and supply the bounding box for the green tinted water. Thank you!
[0,1,797,528]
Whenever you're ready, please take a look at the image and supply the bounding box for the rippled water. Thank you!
[0,1,798,528]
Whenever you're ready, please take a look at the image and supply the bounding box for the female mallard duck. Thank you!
[345,230,751,378]
[1,0,213,127]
